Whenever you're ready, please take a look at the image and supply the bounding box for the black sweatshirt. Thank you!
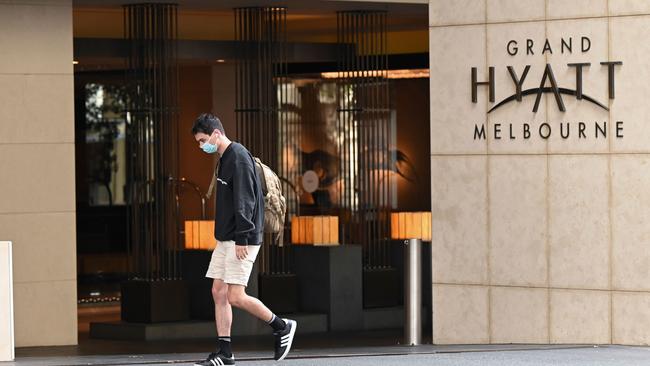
[214,142,264,246]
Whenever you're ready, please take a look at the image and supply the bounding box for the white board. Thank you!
[0,242,14,361]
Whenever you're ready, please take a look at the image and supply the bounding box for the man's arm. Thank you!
[232,155,258,246]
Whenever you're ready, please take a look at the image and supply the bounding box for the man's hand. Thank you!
[235,245,249,260]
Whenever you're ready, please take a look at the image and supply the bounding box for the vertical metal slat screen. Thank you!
[124,3,180,281]
[234,7,293,275]
[337,11,392,269]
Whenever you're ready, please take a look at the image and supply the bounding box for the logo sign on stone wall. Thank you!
[471,36,623,141]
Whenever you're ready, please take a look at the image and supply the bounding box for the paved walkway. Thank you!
[6,344,650,366]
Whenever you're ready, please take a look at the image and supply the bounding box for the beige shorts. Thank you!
[205,240,261,286]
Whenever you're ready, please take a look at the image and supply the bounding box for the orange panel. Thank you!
[313,216,324,244]
[304,217,314,244]
[423,212,432,241]
[184,221,193,249]
[390,213,399,240]
[330,216,339,244]
[184,220,217,250]
[291,216,300,244]
[398,212,406,239]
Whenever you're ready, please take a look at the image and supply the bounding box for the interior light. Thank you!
[321,69,429,79]
[390,212,431,241]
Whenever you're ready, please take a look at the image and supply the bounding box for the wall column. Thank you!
[0,0,77,347]
[429,0,650,346]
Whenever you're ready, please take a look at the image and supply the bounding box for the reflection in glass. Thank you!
[84,83,127,206]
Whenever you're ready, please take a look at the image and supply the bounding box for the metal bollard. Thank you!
[404,238,422,346]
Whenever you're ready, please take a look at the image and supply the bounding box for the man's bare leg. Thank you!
[195,279,235,365]
[212,279,232,336]
[226,284,273,322]
[227,283,298,362]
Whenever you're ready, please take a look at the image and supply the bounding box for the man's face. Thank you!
[194,130,220,150]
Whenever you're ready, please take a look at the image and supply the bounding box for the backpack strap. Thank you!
[252,156,268,195]
[208,154,265,199]
[205,159,220,200]
[277,213,285,247]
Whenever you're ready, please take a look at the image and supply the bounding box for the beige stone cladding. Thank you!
[430,0,650,345]
[0,0,77,347]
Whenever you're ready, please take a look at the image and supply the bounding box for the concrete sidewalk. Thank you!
[5,344,650,366]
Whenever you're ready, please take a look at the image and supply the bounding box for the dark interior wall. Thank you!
[178,66,217,222]
[176,74,431,220]
[211,63,237,141]
[394,78,431,212]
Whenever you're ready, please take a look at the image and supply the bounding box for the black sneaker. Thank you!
[273,318,297,361]
[194,352,235,366]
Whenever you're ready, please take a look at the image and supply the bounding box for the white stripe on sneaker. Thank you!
[210,359,217,366]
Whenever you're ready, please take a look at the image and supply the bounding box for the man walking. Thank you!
[192,113,297,366]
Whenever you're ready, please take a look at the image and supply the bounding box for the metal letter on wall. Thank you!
[124,3,181,280]
[234,7,296,275]
[337,11,393,269]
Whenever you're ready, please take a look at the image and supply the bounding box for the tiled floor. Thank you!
[13,304,645,366]
[22,303,421,359]
[12,344,638,366]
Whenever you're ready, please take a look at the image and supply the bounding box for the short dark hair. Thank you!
[191,113,225,136]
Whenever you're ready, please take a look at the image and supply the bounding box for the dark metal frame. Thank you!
[234,7,295,275]
[337,11,392,269]
[124,3,181,281]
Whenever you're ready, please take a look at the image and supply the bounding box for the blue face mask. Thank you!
[201,142,217,154]
[201,133,219,154]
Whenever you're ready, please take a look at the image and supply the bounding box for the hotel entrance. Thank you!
[69,0,431,353]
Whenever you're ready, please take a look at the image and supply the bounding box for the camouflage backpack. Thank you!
[251,157,287,244]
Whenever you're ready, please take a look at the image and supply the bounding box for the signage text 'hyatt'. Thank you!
[472,36,623,141]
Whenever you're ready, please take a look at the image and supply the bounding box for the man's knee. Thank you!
[227,287,246,308]
[212,281,228,305]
